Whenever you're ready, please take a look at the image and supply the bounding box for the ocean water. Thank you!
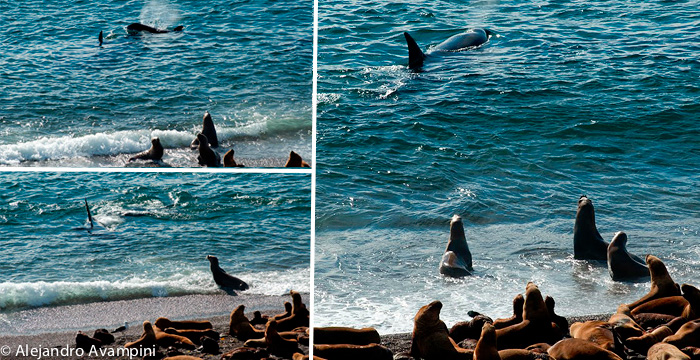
[0,0,312,167]
[315,0,700,334]
[0,172,310,313]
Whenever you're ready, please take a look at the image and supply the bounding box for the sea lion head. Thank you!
[290,290,302,309]
[151,137,160,146]
[206,255,219,266]
[480,323,497,344]
[512,294,525,315]
[523,282,548,322]
[143,321,155,335]
[576,195,596,227]
[284,301,292,312]
[266,320,278,335]
[646,255,672,283]
[447,215,469,253]
[611,232,627,248]
[682,284,700,304]
[414,300,443,327]
[197,133,209,147]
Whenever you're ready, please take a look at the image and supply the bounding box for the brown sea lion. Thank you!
[573,195,609,261]
[154,318,212,331]
[313,327,381,345]
[229,305,264,340]
[251,311,269,326]
[244,320,300,358]
[190,111,218,149]
[494,294,524,329]
[196,134,222,167]
[625,325,674,354]
[129,137,164,162]
[277,290,310,331]
[154,327,196,349]
[450,313,494,343]
[163,328,219,345]
[632,296,689,317]
[545,296,569,336]
[220,347,269,360]
[285,151,311,167]
[496,283,562,350]
[664,320,700,349]
[627,255,681,310]
[206,255,249,291]
[499,349,555,360]
[475,323,501,360]
[314,343,393,360]
[607,232,649,280]
[648,343,691,360]
[125,321,157,349]
[681,346,700,359]
[547,338,623,360]
[608,305,645,341]
[439,215,473,277]
[410,300,473,359]
[293,353,326,360]
[272,302,293,321]
[569,321,619,354]
[223,149,245,167]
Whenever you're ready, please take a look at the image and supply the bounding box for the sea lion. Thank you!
[251,311,268,325]
[154,327,196,349]
[127,23,184,34]
[190,112,218,149]
[403,29,492,69]
[648,343,691,360]
[494,294,524,329]
[627,255,681,310]
[314,343,393,360]
[285,151,311,167]
[475,323,501,360]
[569,321,620,355]
[410,300,473,360]
[272,302,293,321]
[277,290,310,331]
[125,321,157,348]
[228,305,264,340]
[313,327,381,345]
[93,329,115,345]
[154,317,213,331]
[163,328,219,345]
[608,305,645,341]
[439,214,473,277]
[196,134,221,167]
[573,195,609,261]
[625,326,674,354]
[547,338,623,360]
[631,296,689,317]
[244,320,300,358]
[129,137,164,163]
[206,255,249,291]
[220,347,269,360]
[450,312,494,343]
[223,149,244,167]
[664,320,700,349]
[545,296,569,336]
[76,331,102,351]
[499,349,555,360]
[607,232,649,280]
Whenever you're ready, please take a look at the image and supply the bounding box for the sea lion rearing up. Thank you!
[410,300,473,360]
[223,149,244,167]
[439,215,473,277]
[607,231,649,281]
[285,151,311,168]
[190,112,219,149]
[573,195,609,260]
[626,254,680,310]
[196,134,222,167]
[128,137,164,162]
[206,255,249,291]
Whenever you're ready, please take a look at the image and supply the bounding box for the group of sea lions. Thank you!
[127,111,311,168]
[440,195,651,281]
[72,290,309,359]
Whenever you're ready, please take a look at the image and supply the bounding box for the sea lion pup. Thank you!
[569,321,620,355]
[244,320,300,358]
[573,195,609,260]
[228,305,264,340]
[127,23,185,34]
[125,321,157,348]
[285,151,311,167]
[154,317,213,331]
[313,327,381,345]
[607,232,649,280]
[410,300,473,360]
[494,294,524,329]
[76,331,103,351]
[196,134,222,167]
[625,325,674,353]
[250,311,269,325]
[314,344,393,360]
[496,282,563,350]
[547,338,623,360]
[277,290,310,331]
[163,328,219,345]
[129,137,164,163]
[664,320,700,349]
[92,329,115,345]
[450,312,494,343]
[223,149,244,167]
[190,111,218,149]
[206,255,249,291]
[545,296,569,336]
[648,343,691,360]
[627,254,681,310]
[272,302,293,321]
[439,214,473,277]
[608,305,645,341]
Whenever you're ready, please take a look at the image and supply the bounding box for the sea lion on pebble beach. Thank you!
[627,255,681,310]
[125,321,157,348]
[206,255,249,291]
[664,320,700,349]
[547,338,623,360]
[573,196,609,261]
[223,149,244,167]
[450,312,494,343]
[569,321,621,355]
[648,343,691,360]
[313,343,393,360]
[625,325,674,354]
[190,111,218,149]
[128,137,164,163]
[313,327,381,345]
[244,320,301,358]
[494,294,524,329]
[154,317,213,331]
[439,214,473,277]
[285,151,311,167]
[228,305,264,340]
[607,231,649,281]
[410,300,473,360]
[277,290,310,331]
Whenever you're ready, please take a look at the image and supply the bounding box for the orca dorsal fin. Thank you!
[404,32,426,69]
[85,199,94,229]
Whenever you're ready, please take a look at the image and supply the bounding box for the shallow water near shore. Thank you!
[0,172,310,324]
[0,0,312,167]
[315,0,700,334]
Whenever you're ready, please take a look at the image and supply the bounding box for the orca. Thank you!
[126,23,184,34]
[404,28,493,69]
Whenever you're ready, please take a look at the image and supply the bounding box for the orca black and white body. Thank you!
[404,29,492,69]
[126,23,184,34]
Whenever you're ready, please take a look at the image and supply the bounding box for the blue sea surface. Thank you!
[0,0,312,167]
[0,172,310,313]
[315,0,700,333]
